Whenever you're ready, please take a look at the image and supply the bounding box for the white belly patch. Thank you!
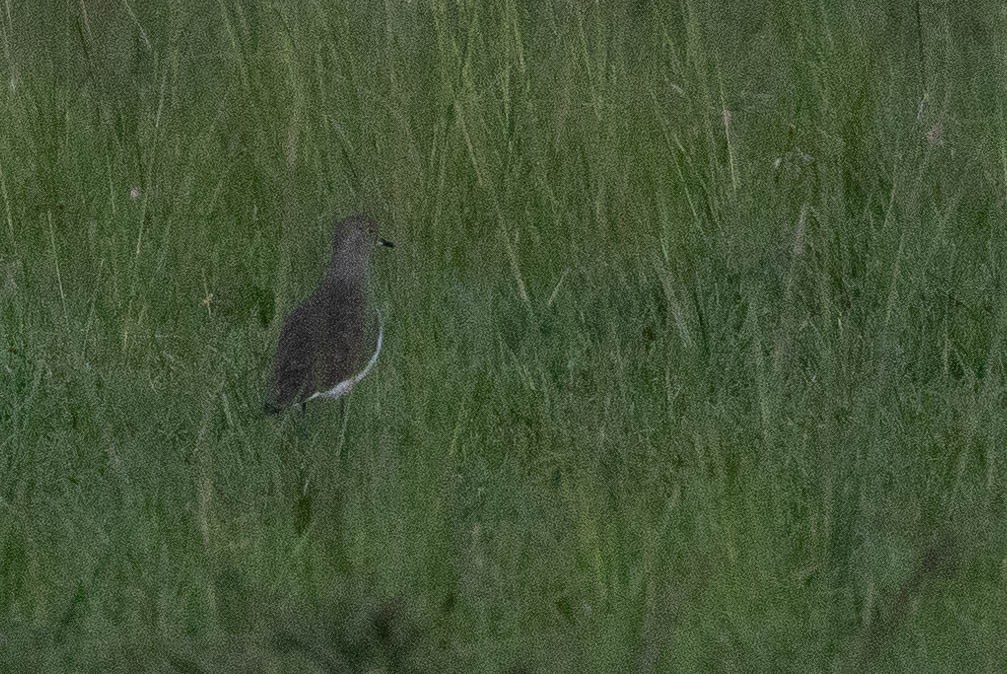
[306,308,384,402]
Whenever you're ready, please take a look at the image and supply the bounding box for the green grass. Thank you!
[1,0,1006,670]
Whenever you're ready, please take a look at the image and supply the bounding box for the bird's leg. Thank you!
[293,472,313,536]
[334,396,350,462]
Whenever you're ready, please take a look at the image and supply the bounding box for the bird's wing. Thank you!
[263,303,317,413]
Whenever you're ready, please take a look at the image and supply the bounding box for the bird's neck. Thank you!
[325,252,370,284]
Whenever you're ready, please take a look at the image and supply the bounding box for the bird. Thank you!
[264,214,393,414]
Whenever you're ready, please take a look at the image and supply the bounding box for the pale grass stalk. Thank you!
[48,212,68,328]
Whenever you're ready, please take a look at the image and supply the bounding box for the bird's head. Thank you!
[326,214,394,281]
[331,215,394,256]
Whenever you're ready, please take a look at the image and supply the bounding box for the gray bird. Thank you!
[264,214,393,414]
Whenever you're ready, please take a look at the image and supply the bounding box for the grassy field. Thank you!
[1,1,1005,671]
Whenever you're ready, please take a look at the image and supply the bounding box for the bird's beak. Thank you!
[378,237,394,248]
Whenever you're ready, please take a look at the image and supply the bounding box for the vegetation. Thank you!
[0,1,1004,670]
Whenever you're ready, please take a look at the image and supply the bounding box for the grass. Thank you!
[1,0,1005,670]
